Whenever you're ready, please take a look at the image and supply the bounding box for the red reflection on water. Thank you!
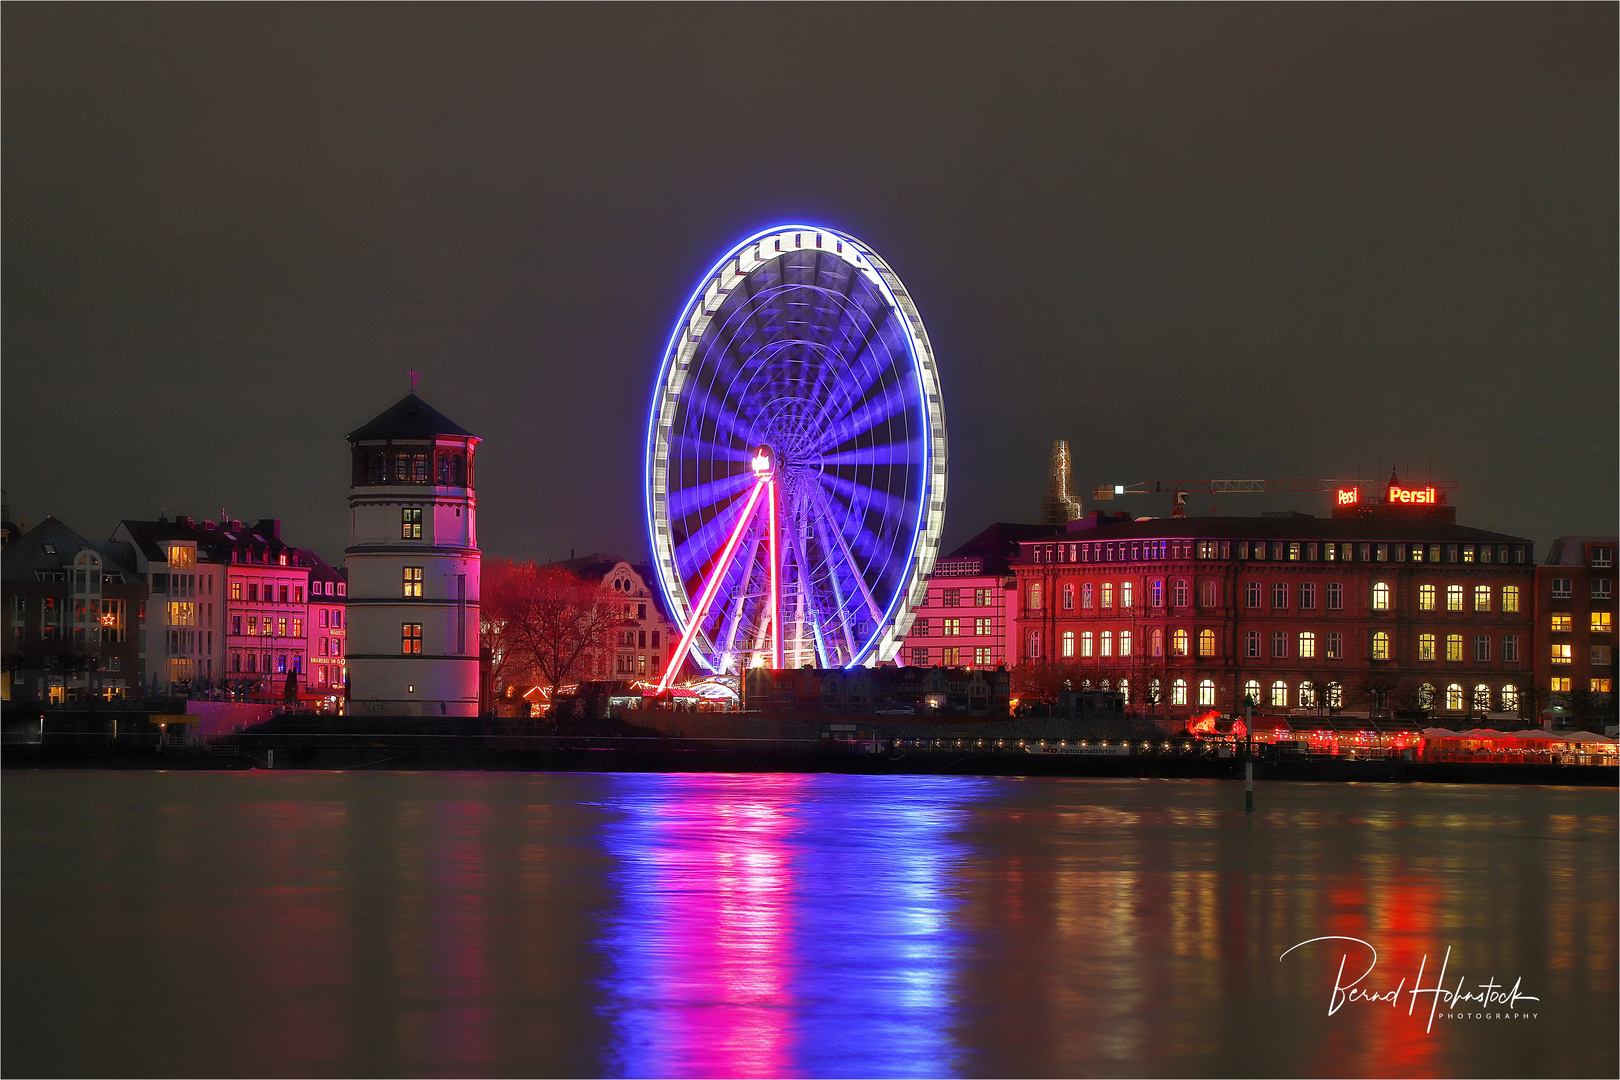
[423,798,495,1074]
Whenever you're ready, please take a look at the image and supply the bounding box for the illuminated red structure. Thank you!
[1534,535,1617,727]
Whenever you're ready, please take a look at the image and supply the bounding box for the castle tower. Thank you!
[345,392,480,716]
[1040,439,1084,526]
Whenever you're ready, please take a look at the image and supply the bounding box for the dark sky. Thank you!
[5,5,1615,565]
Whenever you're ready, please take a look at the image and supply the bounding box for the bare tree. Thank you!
[484,562,632,716]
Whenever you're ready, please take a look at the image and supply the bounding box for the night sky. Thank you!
[5,5,1615,566]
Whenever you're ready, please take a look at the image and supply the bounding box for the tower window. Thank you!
[402,623,423,654]
[403,567,424,598]
[402,508,424,539]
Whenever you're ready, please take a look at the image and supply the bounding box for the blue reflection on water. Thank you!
[594,773,990,1078]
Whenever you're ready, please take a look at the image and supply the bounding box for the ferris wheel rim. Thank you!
[644,223,947,674]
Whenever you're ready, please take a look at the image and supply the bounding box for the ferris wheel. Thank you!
[646,225,947,688]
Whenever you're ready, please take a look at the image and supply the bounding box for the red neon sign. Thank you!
[1335,487,1359,507]
[1387,485,1437,505]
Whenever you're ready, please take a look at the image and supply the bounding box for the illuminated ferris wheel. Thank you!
[646,225,947,687]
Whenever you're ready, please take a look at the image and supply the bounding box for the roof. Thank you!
[347,393,477,442]
[1544,536,1618,566]
[933,522,1050,576]
[1,518,138,580]
[1018,513,1533,547]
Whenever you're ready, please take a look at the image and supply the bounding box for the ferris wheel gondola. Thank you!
[646,225,946,687]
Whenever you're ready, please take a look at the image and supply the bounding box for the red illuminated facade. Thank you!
[1011,511,1536,724]
[897,523,1050,670]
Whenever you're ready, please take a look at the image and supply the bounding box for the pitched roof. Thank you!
[347,393,476,441]
[1,518,138,580]
[1544,536,1619,566]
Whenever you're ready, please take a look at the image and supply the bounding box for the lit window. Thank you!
[1300,583,1316,609]
[1502,635,1520,663]
[1243,679,1261,705]
[1061,631,1075,658]
[1082,583,1094,609]
[975,647,992,666]
[1151,580,1164,607]
[1325,632,1342,659]
[1593,678,1613,694]
[230,581,243,601]
[1298,632,1316,659]
[1171,679,1187,706]
[401,507,424,540]
[1446,684,1464,711]
[1326,682,1342,708]
[1028,582,1042,610]
[1245,631,1261,658]
[943,618,960,636]
[1371,583,1390,610]
[1171,628,1189,656]
[1370,631,1391,660]
[1501,685,1520,711]
[1501,586,1520,613]
[1298,682,1316,708]
[1198,679,1216,706]
[1445,634,1462,661]
[1101,631,1114,657]
[1445,585,1463,611]
[1119,631,1132,657]
[402,623,423,654]
[1328,583,1344,610]
[1473,635,1489,662]
[1593,612,1612,633]
[1061,583,1074,610]
[403,566,424,598]
[1418,684,1436,708]
[1151,629,1164,657]
[1473,585,1490,612]
[291,618,302,637]
[1121,581,1134,609]
[1270,681,1288,707]
[277,617,288,636]
[1462,546,1476,564]
[1081,631,1094,658]
[1550,613,1572,633]
[1550,644,1572,665]
[974,618,992,635]
[1198,628,1216,657]
[1418,584,1436,611]
[1418,633,1436,662]
[1102,583,1114,608]
[1550,677,1571,693]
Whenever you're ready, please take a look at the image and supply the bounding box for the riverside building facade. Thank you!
[345,392,481,717]
[1011,511,1537,724]
[1535,536,1617,728]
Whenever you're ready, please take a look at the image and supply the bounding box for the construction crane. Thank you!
[1093,477,1459,516]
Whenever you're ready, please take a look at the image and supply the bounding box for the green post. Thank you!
[1244,696,1255,813]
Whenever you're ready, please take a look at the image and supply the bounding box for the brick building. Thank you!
[898,523,1048,670]
[1535,536,1617,729]
[1010,511,1537,725]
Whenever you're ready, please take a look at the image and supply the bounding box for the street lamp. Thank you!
[1244,693,1255,813]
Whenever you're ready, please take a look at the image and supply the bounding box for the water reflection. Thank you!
[595,774,986,1078]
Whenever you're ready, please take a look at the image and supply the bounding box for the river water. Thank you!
[3,771,1615,1078]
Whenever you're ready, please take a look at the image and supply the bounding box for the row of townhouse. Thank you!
[2,513,347,706]
[899,511,1616,727]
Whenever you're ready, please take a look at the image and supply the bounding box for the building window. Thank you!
[1418,633,1437,662]
[1121,581,1134,609]
[1101,631,1114,657]
[1593,612,1613,633]
[403,566,424,598]
[1061,631,1075,658]
[914,618,930,637]
[1593,678,1613,694]
[1445,634,1463,662]
[1371,583,1390,611]
[1446,585,1463,611]
[1502,586,1520,613]
[1298,632,1316,659]
[1326,681,1343,708]
[1245,582,1262,609]
[1501,685,1520,712]
[1418,584,1436,611]
[1119,631,1132,657]
[1418,683,1435,708]
[942,588,959,607]
[1550,613,1572,633]
[1273,583,1288,610]
[1151,580,1164,607]
[1550,578,1571,599]
[1326,632,1342,659]
[291,618,302,637]
[1270,681,1288,708]
[1446,684,1464,711]
[1102,583,1114,609]
[1198,580,1216,608]
[1272,632,1287,659]
[1198,679,1216,706]
[230,581,243,601]
[1502,635,1520,663]
[1173,580,1189,607]
[402,508,424,540]
[1028,582,1042,611]
[1171,628,1189,656]
[943,618,960,636]
[1327,583,1344,610]
[402,623,423,654]
[1081,583,1094,609]
[974,588,992,607]
[911,648,929,666]
[1298,682,1316,708]
[1198,629,1216,657]
[1080,631,1095,658]
[1370,631,1391,660]
[1152,629,1164,657]
[1026,631,1041,659]
[1242,679,1261,705]
[975,647,992,665]
[247,583,258,602]
[1595,580,1613,600]
[1473,635,1490,662]
[232,615,242,635]
[1550,644,1572,665]
[1550,677,1571,693]
[1061,583,1074,610]
[1595,547,1614,567]
[974,617,992,636]
[1300,583,1316,610]
[276,617,288,636]
[1473,585,1491,612]
[1170,679,1187,706]
[1246,631,1261,658]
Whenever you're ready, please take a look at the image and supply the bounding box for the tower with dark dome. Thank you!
[344,392,481,716]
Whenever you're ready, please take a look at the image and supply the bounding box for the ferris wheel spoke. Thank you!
[672,485,762,594]
[807,376,919,458]
[815,469,913,531]
[809,485,884,624]
[808,440,924,468]
[666,469,755,522]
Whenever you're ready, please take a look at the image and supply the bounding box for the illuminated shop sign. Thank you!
[1387,485,1437,505]
[1335,487,1360,507]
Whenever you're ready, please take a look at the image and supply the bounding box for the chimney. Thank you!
[255,518,281,540]
[1040,439,1084,526]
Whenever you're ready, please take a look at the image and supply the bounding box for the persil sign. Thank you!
[1387,484,1437,505]
[1335,487,1360,507]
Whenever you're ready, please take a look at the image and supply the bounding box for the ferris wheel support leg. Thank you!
[814,486,885,624]
[658,478,768,693]
[768,478,782,670]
